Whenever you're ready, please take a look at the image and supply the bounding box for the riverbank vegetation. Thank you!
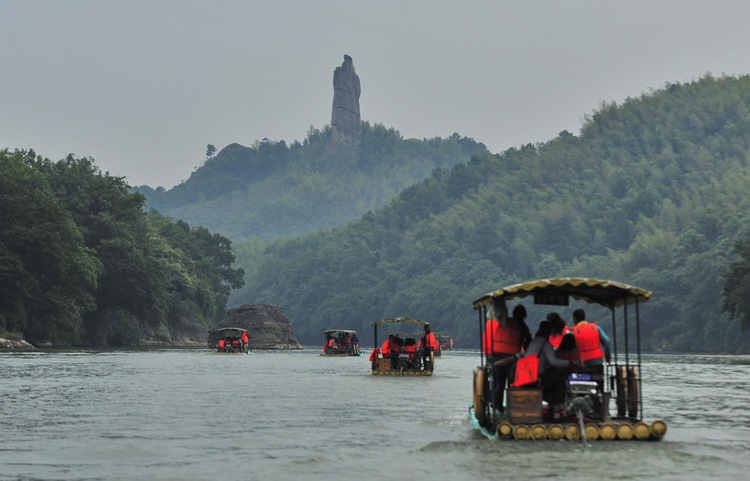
[0,150,244,346]
[7,75,750,353]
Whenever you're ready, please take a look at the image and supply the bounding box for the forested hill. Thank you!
[136,123,487,240]
[230,74,750,354]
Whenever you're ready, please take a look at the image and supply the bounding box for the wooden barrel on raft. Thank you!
[628,367,640,418]
[547,424,565,440]
[513,424,531,440]
[617,422,634,440]
[530,424,548,440]
[497,422,513,438]
[564,423,581,441]
[634,421,651,440]
[584,423,600,441]
[473,367,487,425]
[616,366,628,418]
[650,420,668,439]
[599,423,617,440]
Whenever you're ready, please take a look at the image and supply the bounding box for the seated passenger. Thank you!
[546,312,571,349]
[404,338,417,358]
[381,335,400,369]
[556,332,579,363]
[509,320,575,421]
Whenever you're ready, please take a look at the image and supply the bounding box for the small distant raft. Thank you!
[321,329,361,356]
[470,277,667,441]
[207,327,250,354]
[370,317,437,376]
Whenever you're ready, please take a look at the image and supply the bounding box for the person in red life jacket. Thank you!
[327,336,336,353]
[345,333,352,354]
[422,325,438,371]
[555,331,580,363]
[571,308,611,391]
[483,303,532,416]
[404,337,417,358]
[546,312,571,349]
[449,338,454,351]
[241,331,249,352]
[381,335,399,370]
[218,338,226,351]
[507,320,575,421]
[369,346,380,370]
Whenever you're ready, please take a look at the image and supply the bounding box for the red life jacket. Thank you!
[423,332,437,349]
[483,319,522,356]
[328,338,335,348]
[549,325,571,349]
[369,348,379,362]
[241,332,249,343]
[511,354,539,387]
[572,322,604,362]
[218,339,225,348]
[381,339,392,356]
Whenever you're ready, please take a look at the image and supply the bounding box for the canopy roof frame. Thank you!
[472,277,651,310]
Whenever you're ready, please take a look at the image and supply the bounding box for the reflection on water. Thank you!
[1,350,749,481]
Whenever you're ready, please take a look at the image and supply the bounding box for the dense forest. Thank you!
[7,75,750,353]
[0,150,244,346]
[136,122,487,240]
[229,75,750,353]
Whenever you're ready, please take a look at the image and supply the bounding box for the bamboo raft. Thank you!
[470,404,667,441]
[469,278,669,442]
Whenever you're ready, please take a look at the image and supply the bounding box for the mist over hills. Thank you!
[136,123,486,240]
[227,75,750,353]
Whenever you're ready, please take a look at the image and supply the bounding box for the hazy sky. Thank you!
[4,1,750,189]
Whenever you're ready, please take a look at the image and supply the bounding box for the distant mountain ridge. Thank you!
[136,123,487,240]
[135,54,487,240]
[229,74,750,354]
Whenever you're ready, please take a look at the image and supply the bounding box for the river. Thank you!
[1,349,748,481]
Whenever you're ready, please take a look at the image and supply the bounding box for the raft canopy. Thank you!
[472,277,652,310]
[322,329,358,335]
[208,326,247,334]
[371,317,429,328]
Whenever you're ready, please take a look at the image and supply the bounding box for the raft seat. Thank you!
[507,387,543,424]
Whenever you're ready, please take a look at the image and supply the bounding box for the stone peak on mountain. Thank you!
[328,54,362,153]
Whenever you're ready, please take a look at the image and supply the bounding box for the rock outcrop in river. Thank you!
[0,337,36,350]
[207,304,303,350]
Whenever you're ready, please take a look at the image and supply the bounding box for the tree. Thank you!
[722,238,750,330]
[206,144,216,160]
[0,150,99,344]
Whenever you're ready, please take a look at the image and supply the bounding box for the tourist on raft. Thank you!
[571,308,611,391]
[483,302,532,417]
[502,320,575,421]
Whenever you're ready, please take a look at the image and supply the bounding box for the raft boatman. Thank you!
[241,330,249,352]
[571,308,611,391]
[422,325,438,371]
[482,302,532,416]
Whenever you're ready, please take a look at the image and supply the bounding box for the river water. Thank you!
[1,349,748,481]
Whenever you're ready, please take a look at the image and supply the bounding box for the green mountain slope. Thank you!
[231,74,750,353]
[137,123,487,240]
